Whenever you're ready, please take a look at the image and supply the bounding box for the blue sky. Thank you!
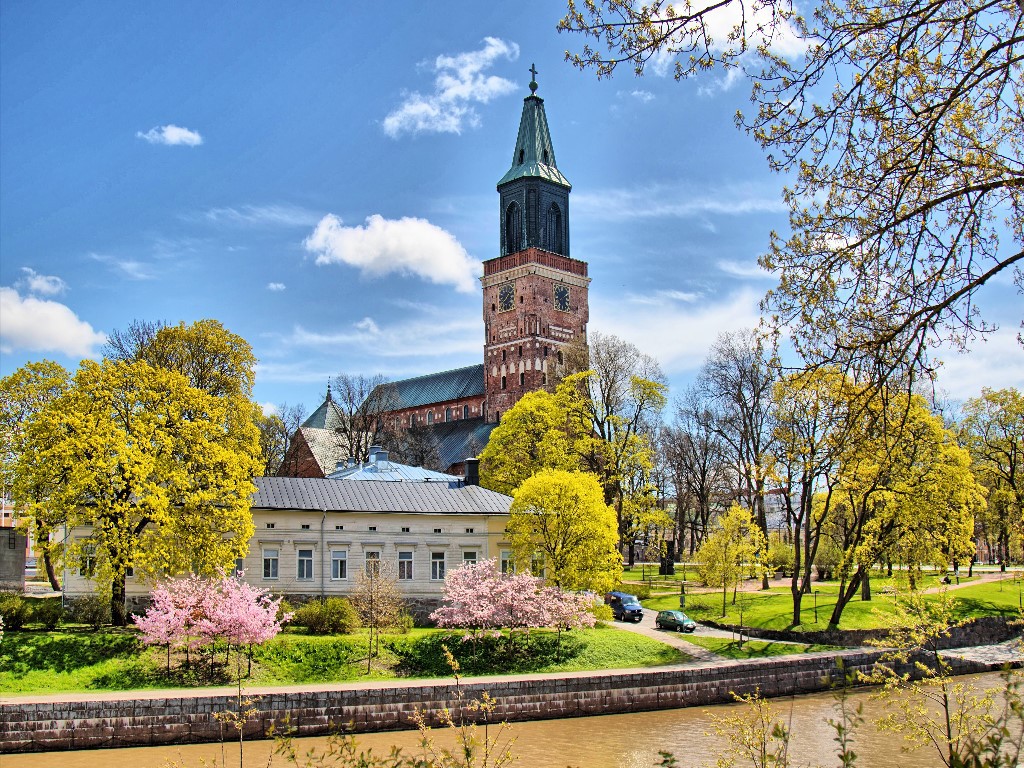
[1,2,1019,416]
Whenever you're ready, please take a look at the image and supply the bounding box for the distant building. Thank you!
[280,73,589,476]
[0,527,27,592]
[61,458,513,617]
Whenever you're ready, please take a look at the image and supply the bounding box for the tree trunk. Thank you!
[627,541,636,567]
[828,570,862,629]
[110,574,127,627]
[861,571,871,601]
[42,549,61,591]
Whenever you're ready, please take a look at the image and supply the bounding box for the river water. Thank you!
[2,672,1015,768]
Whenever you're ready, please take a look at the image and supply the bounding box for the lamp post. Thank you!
[813,590,818,624]
[679,579,686,610]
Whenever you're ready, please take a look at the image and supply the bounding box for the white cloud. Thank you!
[574,182,785,222]
[304,213,480,293]
[259,402,279,416]
[622,89,655,103]
[383,37,519,138]
[593,287,764,375]
[18,267,68,296]
[626,288,702,305]
[256,307,481,385]
[0,287,106,357]
[647,1,807,90]
[717,259,776,280]
[934,328,1024,400]
[201,204,320,228]
[136,124,203,146]
[88,252,154,280]
[267,282,286,292]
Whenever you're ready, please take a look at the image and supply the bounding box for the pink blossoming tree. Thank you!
[431,559,595,641]
[134,571,289,675]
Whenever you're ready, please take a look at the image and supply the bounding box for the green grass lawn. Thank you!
[0,624,688,696]
[676,634,841,660]
[642,573,1024,632]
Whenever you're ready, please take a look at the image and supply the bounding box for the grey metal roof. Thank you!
[327,453,460,482]
[426,418,496,471]
[497,94,571,189]
[374,364,484,410]
[253,476,511,515]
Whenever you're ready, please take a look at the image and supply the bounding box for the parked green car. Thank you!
[655,610,697,632]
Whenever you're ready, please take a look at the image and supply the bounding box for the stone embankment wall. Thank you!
[0,650,1011,754]
[701,616,1019,649]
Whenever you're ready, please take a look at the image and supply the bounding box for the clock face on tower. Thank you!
[499,282,515,312]
[554,283,570,312]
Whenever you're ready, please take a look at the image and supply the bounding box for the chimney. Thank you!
[368,445,383,463]
[335,461,346,472]
[464,458,480,487]
[375,449,389,464]
[346,457,356,468]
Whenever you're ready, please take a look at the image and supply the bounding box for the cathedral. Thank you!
[281,74,590,477]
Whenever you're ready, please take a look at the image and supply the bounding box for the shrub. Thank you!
[67,595,111,628]
[767,533,794,578]
[393,610,414,634]
[32,598,64,629]
[277,598,294,625]
[0,592,30,630]
[591,603,614,622]
[293,598,359,635]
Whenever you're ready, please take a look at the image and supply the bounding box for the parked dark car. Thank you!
[656,610,697,632]
[605,591,643,623]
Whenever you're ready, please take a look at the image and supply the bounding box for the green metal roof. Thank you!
[379,364,484,410]
[301,385,347,430]
[497,93,571,189]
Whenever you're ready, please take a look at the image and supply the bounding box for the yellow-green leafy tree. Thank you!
[14,358,261,625]
[695,503,769,618]
[771,367,856,626]
[507,469,621,593]
[827,392,983,627]
[478,382,591,495]
[960,387,1023,570]
[561,1,1022,393]
[0,360,70,590]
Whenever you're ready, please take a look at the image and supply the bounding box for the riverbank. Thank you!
[2,642,1020,754]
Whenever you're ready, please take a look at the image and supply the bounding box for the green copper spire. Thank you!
[497,65,571,189]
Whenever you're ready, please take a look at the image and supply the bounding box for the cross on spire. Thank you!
[529,63,538,94]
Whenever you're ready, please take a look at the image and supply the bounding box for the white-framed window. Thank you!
[265,522,275,529]
[365,550,381,577]
[500,550,513,574]
[301,524,310,530]
[398,551,413,580]
[427,411,434,425]
[431,552,446,581]
[79,542,96,577]
[401,526,410,533]
[463,551,477,566]
[433,527,442,534]
[297,548,314,580]
[233,558,245,577]
[465,527,475,534]
[331,550,347,580]
[263,548,279,579]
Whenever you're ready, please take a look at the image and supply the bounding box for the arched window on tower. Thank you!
[505,202,522,254]
[545,203,562,254]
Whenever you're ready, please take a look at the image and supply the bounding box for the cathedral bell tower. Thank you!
[481,67,590,423]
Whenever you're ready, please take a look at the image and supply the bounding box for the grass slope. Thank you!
[0,624,687,696]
